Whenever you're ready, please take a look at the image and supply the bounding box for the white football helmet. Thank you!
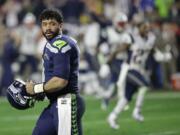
[113,12,128,32]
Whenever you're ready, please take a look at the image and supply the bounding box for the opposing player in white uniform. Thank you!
[107,21,156,129]
[99,12,133,109]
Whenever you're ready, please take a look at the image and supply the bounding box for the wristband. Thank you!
[34,83,44,94]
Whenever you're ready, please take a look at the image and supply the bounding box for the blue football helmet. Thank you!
[6,79,36,110]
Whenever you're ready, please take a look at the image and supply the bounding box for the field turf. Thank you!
[0,91,180,135]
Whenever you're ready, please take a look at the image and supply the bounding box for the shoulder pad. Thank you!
[52,40,68,50]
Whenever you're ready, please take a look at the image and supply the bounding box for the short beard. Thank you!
[43,28,60,41]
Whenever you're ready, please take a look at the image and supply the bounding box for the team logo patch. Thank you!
[53,40,67,50]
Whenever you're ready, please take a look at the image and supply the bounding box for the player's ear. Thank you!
[58,23,63,33]
[59,23,63,29]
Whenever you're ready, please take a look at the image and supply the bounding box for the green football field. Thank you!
[0,90,180,135]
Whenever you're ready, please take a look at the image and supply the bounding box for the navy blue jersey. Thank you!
[42,34,80,101]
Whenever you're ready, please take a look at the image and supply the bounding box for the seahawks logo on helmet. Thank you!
[6,79,45,110]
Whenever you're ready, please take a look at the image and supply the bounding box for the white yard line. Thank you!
[0,126,31,132]
[0,115,38,121]
[143,130,180,135]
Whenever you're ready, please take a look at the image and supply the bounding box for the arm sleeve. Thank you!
[53,50,70,80]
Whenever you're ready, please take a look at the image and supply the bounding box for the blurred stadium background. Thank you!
[0,0,180,135]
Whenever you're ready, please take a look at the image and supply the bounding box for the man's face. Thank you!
[139,23,150,38]
[115,21,126,32]
[41,19,62,40]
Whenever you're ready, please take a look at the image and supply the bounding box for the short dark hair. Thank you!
[39,8,63,23]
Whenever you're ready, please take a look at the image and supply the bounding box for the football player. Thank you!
[25,8,85,135]
[99,12,133,110]
[107,21,156,129]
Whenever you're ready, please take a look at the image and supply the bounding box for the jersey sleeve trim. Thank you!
[46,42,58,53]
[61,45,71,53]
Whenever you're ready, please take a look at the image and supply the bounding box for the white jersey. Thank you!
[128,32,156,75]
[107,27,133,60]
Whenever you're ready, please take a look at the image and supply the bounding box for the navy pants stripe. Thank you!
[124,70,149,101]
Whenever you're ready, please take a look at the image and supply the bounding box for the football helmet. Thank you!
[113,12,128,32]
[6,79,38,110]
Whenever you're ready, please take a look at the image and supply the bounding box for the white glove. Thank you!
[154,49,172,62]
[99,64,110,78]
